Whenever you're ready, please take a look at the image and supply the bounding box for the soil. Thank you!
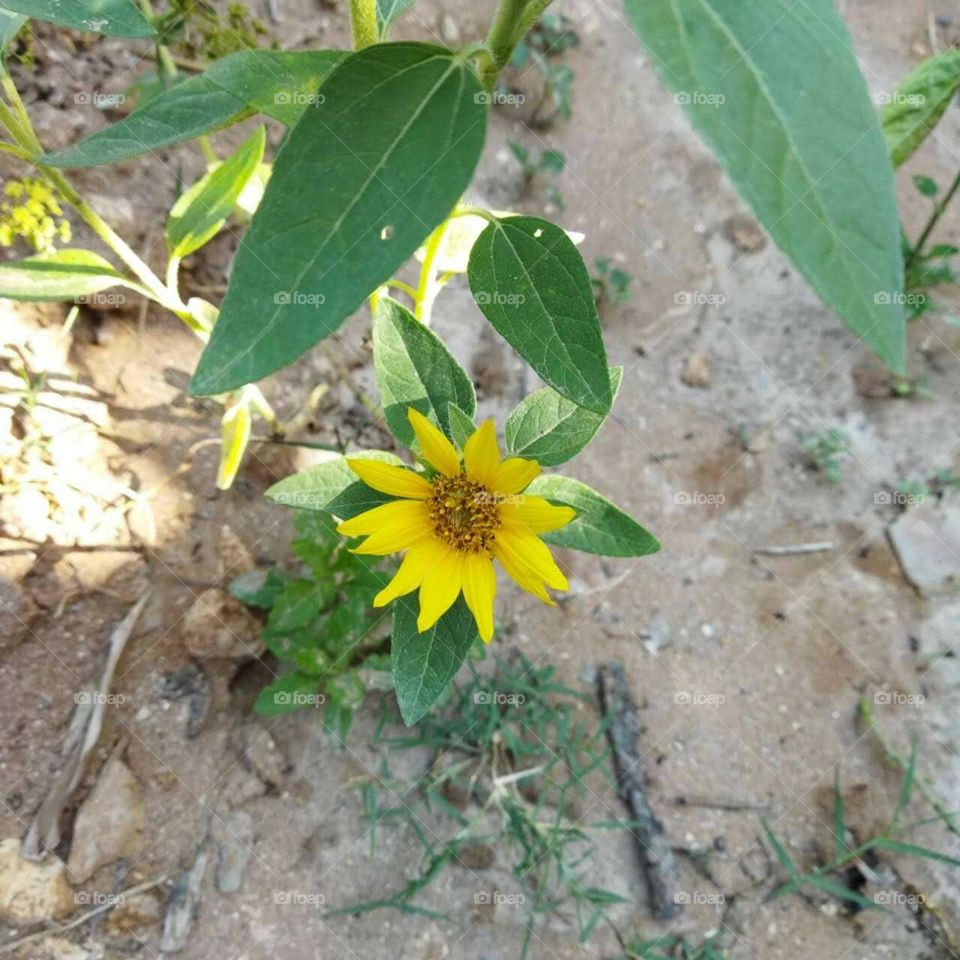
[2,0,960,958]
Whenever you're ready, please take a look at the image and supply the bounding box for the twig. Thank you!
[753,542,834,556]
[0,875,167,955]
[597,661,682,920]
[673,794,769,813]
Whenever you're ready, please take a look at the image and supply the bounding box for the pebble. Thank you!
[216,811,254,894]
[0,838,74,926]
[180,588,264,660]
[681,352,711,388]
[887,504,960,596]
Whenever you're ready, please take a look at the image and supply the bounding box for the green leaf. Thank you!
[191,43,487,395]
[881,51,960,167]
[266,451,403,520]
[42,50,345,168]
[446,402,476,451]
[832,770,846,860]
[505,366,622,466]
[253,671,321,715]
[912,174,939,198]
[376,0,415,38]
[0,0,152,36]
[761,818,799,878]
[467,215,611,414]
[373,296,476,446]
[0,10,26,56]
[392,594,477,725]
[801,873,881,911]
[873,837,960,869]
[526,475,660,557]
[166,126,265,258]
[0,249,125,301]
[625,0,906,375]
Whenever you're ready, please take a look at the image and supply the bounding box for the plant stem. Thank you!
[480,0,533,91]
[349,0,378,49]
[907,166,960,270]
[414,219,449,325]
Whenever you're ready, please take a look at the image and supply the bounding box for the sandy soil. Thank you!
[2,0,960,958]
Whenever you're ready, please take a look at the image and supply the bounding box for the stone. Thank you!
[681,351,711,388]
[0,838,74,925]
[242,727,289,790]
[0,577,39,651]
[887,504,960,596]
[66,755,144,884]
[217,525,255,579]
[216,810,254,893]
[104,891,162,942]
[180,588,264,660]
[723,214,767,253]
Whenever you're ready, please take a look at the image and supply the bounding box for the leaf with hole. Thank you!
[191,42,487,395]
[625,0,906,374]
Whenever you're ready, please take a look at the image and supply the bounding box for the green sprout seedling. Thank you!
[801,428,851,484]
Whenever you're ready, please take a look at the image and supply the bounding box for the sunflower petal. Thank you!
[352,503,434,555]
[407,408,461,477]
[464,419,500,486]
[374,537,447,606]
[346,458,433,499]
[499,495,576,533]
[492,457,540,495]
[462,552,496,643]
[494,524,569,601]
[417,548,462,631]
[338,499,430,537]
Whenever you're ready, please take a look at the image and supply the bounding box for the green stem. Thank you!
[907,166,960,270]
[480,0,532,91]
[349,0,378,49]
[414,219,449,325]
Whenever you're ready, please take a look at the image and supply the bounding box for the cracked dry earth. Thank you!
[2,0,960,958]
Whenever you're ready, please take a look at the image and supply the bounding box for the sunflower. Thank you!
[337,408,576,642]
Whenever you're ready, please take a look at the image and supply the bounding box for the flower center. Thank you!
[429,474,500,553]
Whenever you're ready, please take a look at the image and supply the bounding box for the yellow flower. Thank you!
[337,408,576,643]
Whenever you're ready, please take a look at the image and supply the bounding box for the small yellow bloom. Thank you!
[338,408,576,642]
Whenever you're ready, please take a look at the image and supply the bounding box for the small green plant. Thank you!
[329,651,633,958]
[509,13,578,127]
[231,512,394,740]
[801,428,851,484]
[762,745,960,912]
[507,140,565,208]
[592,257,633,306]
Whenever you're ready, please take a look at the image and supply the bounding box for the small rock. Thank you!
[180,588,264,660]
[0,577,39,651]
[221,764,267,808]
[216,811,254,894]
[18,936,92,960]
[0,838,74,925]
[104,891,162,942]
[242,727,290,790]
[723,214,767,253]
[888,504,960,596]
[67,755,144,884]
[639,614,671,655]
[160,847,209,953]
[0,487,51,541]
[681,352,711,388]
[456,842,495,870]
[156,665,211,738]
[218,525,255,578]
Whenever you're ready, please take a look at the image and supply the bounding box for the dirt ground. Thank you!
[2,0,960,958]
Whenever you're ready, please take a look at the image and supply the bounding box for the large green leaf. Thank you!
[0,0,152,36]
[881,51,960,168]
[506,366,622,467]
[42,50,345,168]
[266,451,402,520]
[625,0,906,374]
[0,248,125,301]
[166,126,265,259]
[191,43,487,395]
[527,475,660,557]
[392,594,476,725]
[467,216,611,414]
[373,296,476,446]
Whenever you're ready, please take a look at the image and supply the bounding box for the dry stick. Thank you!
[597,661,682,920]
[0,875,167,955]
[752,542,835,556]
